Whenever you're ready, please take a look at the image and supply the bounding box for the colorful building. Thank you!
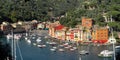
[82,17,92,29]
[54,25,66,40]
[73,28,81,42]
[92,27,108,43]
[48,21,61,38]
[66,29,74,41]
[37,23,45,29]
[49,24,56,37]
[66,28,84,42]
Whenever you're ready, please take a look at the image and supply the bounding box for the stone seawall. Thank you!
[30,30,50,37]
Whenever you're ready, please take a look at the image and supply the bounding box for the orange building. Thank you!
[82,17,92,29]
[92,27,108,43]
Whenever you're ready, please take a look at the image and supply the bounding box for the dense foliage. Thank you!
[60,0,120,28]
[0,0,120,30]
[0,0,79,23]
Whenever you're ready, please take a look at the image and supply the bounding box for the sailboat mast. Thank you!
[111,28,116,60]
[11,30,14,60]
[11,29,16,60]
[113,42,116,60]
[14,35,16,60]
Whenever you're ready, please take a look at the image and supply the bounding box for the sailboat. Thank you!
[98,50,113,57]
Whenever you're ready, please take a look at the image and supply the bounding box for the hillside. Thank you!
[0,0,120,30]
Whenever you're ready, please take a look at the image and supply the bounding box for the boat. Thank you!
[27,40,31,44]
[6,34,12,40]
[49,42,57,45]
[25,37,28,40]
[115,46,120,49]
[50,48,56,52]
[98,50,113,58]
[37,45,43,48]
[63,43,69,46]
[70,48,75,51]
[37,44,46,48]
[68,45,72,48]
[36,39,41,43]
[79,50,89,55]
[53,47,57,49]
[59,45,64,47]
[33,43,37,46]
[58,49,64,52]
[73,47,77,50]
[64,46,70,49]
[32,36,36,39]
[42,45,46,47]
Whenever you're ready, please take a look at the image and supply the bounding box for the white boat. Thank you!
[59,45,64,47]
[50,48,56,52]
[63,43,69,46]
[27,40,31,44]
[73,47,77,50]
[58,49,64,52]
[36,39,41,43]
[32,36,36,39]
[49,42,57,45]
[79,50,89,55]
[70,48,75,51]
[98,50,113,57]
[42,45,46,47]
[68,45,72,48]
[25,37,28,40]
[6,34,12,40]
[37,44,46,48]
[33,43,37,46]
[37,45,43,48]
[115,46,120,49]
[64,46,70,49]
[53,47,57,49]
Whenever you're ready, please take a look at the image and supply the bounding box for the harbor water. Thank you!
[15,36,119,60]
[1,33,120,60]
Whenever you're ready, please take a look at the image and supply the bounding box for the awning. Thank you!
[92,40,108,43]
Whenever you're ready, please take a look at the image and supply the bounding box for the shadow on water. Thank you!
[116,48,120,60]
[0,42,12,60]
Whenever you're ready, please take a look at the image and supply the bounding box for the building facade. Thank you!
[92,27,108,43]
[82,17,92,29]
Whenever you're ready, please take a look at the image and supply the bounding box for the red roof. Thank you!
[55,25,64,30]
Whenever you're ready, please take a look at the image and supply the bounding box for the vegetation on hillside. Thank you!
[0,0,119,30]
[0,0,79,23]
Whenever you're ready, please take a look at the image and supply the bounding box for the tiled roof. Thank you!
[55,25,64,30]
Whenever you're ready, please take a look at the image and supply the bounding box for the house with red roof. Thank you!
[48,21,63,38]
[54,25,66,40]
